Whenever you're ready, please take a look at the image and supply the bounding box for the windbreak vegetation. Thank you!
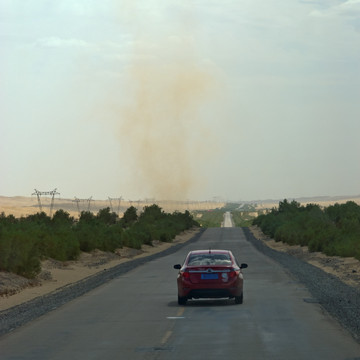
[253,200,360,260]
[193,208,229,227]
[0,205,198,279]
[231,211,255,227]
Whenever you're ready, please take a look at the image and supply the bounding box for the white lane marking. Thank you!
[166,316,185,319]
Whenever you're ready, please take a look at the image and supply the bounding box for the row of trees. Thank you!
[0,205,199,278]
[193,209,224,227]
[253,200,360,260]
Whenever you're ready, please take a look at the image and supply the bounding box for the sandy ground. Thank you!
[0,228,200,311]
[250,226,360,290]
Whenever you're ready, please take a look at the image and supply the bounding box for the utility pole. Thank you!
[32,188,60,217]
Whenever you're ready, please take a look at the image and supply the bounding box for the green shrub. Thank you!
[121,206,138,228]
[122,229,142,250]
[96,207,118,225]
[0,228,41,278]
[194,210,224,227]
[0,205,198,277]
[254,200,360,260]
[75,223,100,252]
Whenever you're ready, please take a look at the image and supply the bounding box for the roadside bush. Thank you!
[0,205,198,277]
[96,207,118,225]
[43,228,79,261]
[0,228,41,278]
[121,206,138,228]
[253,200,360,260]
[97,224,123,252]
[128,223,153,246]
[75,223,100,252]
[52,209,74,226]
[193,210,223,227]
[139,204,165,223]
[253,212,283,238]
[122,229,142,250]
[274,221,302,245]
[78,210,96,224]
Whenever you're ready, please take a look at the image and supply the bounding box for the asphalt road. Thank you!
[222,211,233,227]
[1,228,360,360]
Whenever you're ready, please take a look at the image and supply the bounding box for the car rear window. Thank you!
[187,253,232,266]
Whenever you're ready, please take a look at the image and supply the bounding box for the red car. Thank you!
[174,249,248,305]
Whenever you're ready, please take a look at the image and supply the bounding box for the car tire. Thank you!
[178,296,187,305]
[235,293,243,304]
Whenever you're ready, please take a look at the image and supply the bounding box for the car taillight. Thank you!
[181,271,190,279]
[229,269,238,278]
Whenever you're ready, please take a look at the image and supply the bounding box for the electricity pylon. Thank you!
[87,196,93,211]
[73,196,94,216]
[32,188,60,217]
[108,196,122,216]
[73,197,81,216]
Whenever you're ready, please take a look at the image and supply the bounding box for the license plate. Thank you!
[201,273,218,280]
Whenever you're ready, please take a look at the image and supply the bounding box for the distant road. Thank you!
[1,228,360,359]
[223,211,233,227]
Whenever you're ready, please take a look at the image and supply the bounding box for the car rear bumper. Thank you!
[178,278,243,298]
[186,288,239,299]
[179,285,242,299]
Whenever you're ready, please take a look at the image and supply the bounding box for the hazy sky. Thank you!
[1,0,359,201]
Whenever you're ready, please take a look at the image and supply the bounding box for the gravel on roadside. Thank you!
[242,227,360,343]
[0,229,205,336]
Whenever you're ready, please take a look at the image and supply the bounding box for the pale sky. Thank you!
[1,0,360,202]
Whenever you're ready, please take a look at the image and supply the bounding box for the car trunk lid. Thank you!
[187,266,232,284]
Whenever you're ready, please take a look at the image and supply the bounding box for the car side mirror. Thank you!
[174,264,181,270]
[240,263,248,269]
